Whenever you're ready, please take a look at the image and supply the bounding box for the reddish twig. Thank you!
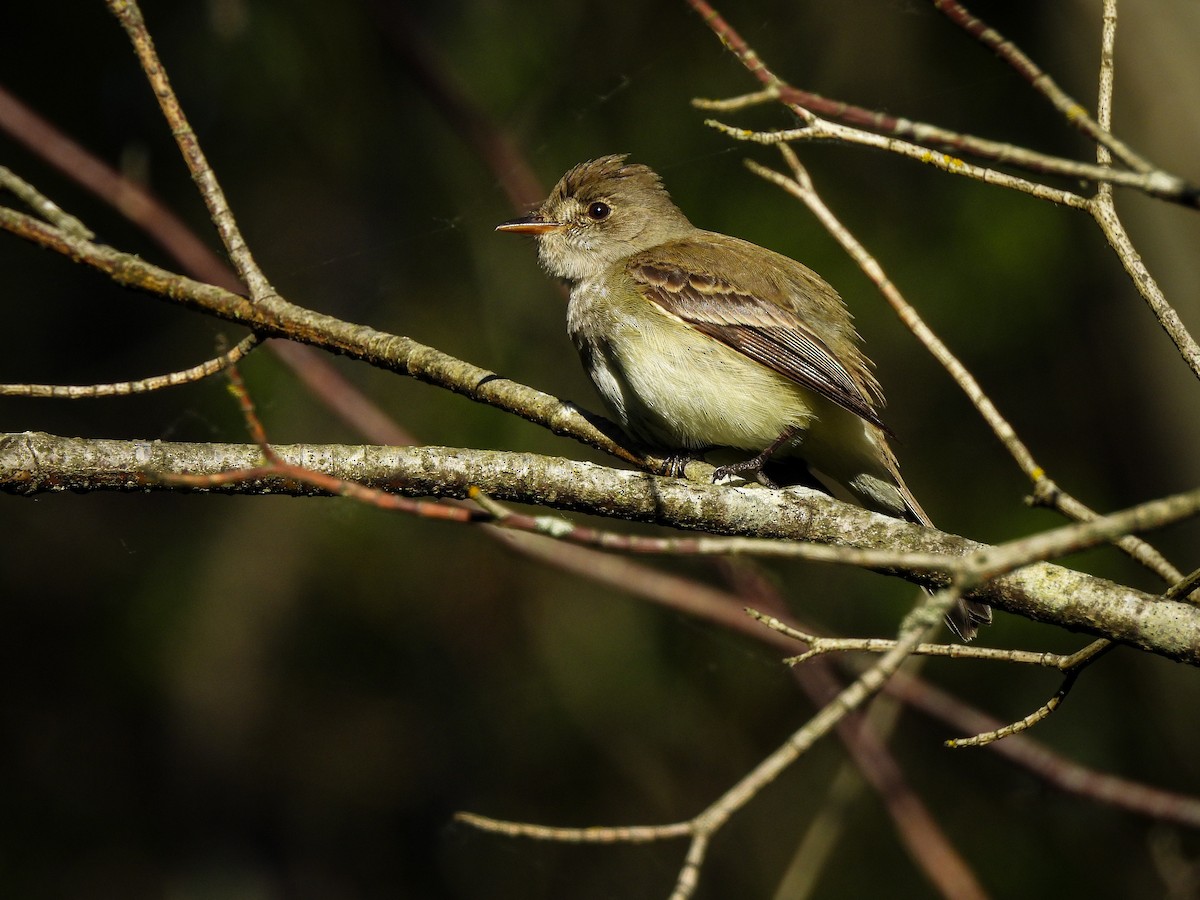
[931,0,1151,173]
[686,0,1198,206]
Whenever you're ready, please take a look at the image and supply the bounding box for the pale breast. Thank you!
[567,277,815,451]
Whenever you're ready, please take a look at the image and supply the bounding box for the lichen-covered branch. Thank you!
[4,430,1199,666]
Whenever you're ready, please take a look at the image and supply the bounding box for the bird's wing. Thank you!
[627,250,887,431]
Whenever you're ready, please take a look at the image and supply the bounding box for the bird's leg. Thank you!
[711,426,800,489]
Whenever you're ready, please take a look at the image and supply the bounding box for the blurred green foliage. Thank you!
[2,1,1199,897]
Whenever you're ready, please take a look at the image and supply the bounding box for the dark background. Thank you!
[3,1,1200,897]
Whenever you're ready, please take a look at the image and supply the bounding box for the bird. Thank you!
[497,154,989,640]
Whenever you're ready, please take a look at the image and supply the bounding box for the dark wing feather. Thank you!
[628,255,888,431]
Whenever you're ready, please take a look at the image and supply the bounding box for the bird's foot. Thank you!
[711,454,780,489]
[711,427,799,489]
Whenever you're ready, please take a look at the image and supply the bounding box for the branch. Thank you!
[105,0,273,302]
[686,0,1199,207]
[930,0,1151,173]
[495,531,1200,828]
[461,590,975,900]
[1083,11,1200,381]
[692,0,1200,382]
[706,116,1090,208]
[0,334,259,398]
[0,204,656,471]
[745,149,1184,588]
[5,431,1200,665]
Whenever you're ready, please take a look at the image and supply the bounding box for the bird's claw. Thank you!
[711,459,779,489]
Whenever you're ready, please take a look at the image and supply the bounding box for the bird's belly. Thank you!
[568,292,814,451]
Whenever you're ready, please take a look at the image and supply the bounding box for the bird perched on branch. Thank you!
[499,154,989,639]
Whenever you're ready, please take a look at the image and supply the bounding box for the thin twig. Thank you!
[687,0,1197,206]
[753,604,1117,747]
[749,610,1070,669]
[944,644,1118,748]
[757,604,1120,747]
[1083,8,1200,381]
[468,483,1200,603]
[458,588,973,900]
[0,164,92,238]
[691,90,1193,204]
[1164,567,1200,604]
[468,487,962,571]
[930,0,1152,173]
[454,812,691,843]
[746,147,1185,588]
[0,203,655,471]
[104,0,275,303]
[0,87,419,447]
[707,117,1089,208]
[0,334,259,398]
[954,643,1113,746]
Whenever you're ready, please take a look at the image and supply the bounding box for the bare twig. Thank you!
[0,164,92,238]
[944,644,1117,748]
[0,204,654,471]
[692,0,1200,383]
[691,90,1194,204]
[687,0,1198,206]
[8,431,1200,665]
[0,334,259,399]
[708,117,1090,209]
[745,148,1184,588]
[1164,567,1200,604]
[468,486,964,571]
[459,589,977,900]
[104,0,274,302]
[930,0,1151,173]
[1083,1,1200,381]
[754,608,1121,746]
[749,610,1069,669]
[471,483,1200,608]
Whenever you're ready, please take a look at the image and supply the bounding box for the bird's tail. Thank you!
[851,442,992,642]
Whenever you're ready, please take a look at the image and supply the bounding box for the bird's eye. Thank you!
[586,201,611,221]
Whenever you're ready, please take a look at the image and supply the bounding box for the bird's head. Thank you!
[497,154,693,282]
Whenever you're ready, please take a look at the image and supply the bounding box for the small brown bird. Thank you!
[498,155,989,639]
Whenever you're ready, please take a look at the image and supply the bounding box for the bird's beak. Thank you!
[496,214,566,235]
